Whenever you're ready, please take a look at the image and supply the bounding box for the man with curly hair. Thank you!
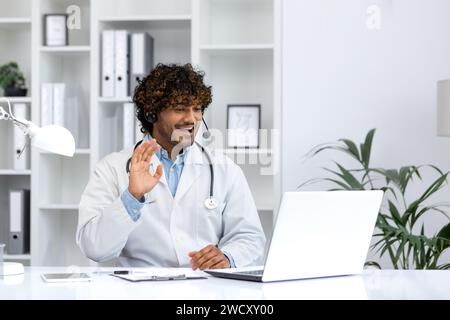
[77,63,266,269]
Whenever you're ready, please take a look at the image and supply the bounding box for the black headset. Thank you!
[145,110,157,124]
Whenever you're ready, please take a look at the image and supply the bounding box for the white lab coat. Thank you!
[76,143,266,267]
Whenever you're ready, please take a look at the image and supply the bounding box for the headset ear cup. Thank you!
[145,111,157,123]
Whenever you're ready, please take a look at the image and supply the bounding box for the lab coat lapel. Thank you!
[174,144,203,202]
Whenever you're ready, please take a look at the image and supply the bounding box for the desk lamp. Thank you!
[0,98,75,276]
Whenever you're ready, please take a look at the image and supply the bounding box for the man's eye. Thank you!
[194,108,202,113]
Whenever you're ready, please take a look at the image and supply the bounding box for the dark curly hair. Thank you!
[133,63,212,134]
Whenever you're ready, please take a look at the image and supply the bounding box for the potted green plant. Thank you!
[300,129,450,269]
[0,62,27,97]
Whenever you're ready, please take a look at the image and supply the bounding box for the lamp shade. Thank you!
[437,79,450,136]
[28,124,75,157]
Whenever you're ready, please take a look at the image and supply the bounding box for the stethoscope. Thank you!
[125,118,219,210]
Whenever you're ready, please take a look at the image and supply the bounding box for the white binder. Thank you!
[114,30,130,97]
[53,83,65,127]
[130,32,154,92]
[123,103,135,149]
[102,30,115,97]
[12,103,28,170]
[41,83,53,126]
[8,189,30,255]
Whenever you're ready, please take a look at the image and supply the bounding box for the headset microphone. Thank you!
[202,118,211,139]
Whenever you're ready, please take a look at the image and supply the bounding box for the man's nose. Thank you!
[184,109,200,123]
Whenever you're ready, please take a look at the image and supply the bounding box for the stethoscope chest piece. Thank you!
[204,197,219,210]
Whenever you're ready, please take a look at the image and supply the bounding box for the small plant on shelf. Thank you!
[0,62,27,97]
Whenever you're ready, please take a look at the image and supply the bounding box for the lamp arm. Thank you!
[0,106,10,120]
[0,105,32,130]
[0,98,34,136]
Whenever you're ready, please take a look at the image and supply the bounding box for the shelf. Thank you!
[99,17,190,31]
[0,97,32,103]
[4,254,31,260]
[0,169,31,175]
[40,46,91,56]
[98,15,191,22]
[257,206,274,212]
[96,0,191,18]
[0,18,31,30]
[39,204,79,210]
[74,149,91,154]
[223,149,273,155]
[98,97,132,103]
[200,44,274,56]
[38,149,90,155]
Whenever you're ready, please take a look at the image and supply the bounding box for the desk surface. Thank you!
[1,267,450,299]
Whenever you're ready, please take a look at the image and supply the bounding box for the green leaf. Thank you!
[297,178,326,189]
[406,173,448,215]
[323,178,353,190]
[379,186,399,202]
[303,143,348,160]
[364,261,382,269]
[339,139,361,162]
[334,162,364,189]
[360,129,376,169]
[435,222,450,251]
[387,200,405,227]
[393,237,408,266]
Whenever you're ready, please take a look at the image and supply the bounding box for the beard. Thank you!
[154,122,200,159]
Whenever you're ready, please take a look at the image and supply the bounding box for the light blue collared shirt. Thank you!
[152,139,188,198]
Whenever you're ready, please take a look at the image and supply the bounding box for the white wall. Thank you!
[282,0,450,267]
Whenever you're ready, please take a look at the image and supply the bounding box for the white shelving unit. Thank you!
[0,0,33,265]
[0,0,281,266]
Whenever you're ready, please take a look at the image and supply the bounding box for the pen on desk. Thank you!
[113,270,131,275]
[93,270,142,275]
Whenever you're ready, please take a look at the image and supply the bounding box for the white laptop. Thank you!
[205,190,383,282]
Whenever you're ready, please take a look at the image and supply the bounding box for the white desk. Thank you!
[1,268,450,299]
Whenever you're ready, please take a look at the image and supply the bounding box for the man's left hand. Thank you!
[188,244,230,270]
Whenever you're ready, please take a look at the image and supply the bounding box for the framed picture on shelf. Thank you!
[226,104,261,148]
[44,14,68,46]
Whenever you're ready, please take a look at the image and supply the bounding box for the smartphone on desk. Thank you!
[41,273,92,283]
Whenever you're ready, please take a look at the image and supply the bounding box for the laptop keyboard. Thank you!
[233,269,264,276]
